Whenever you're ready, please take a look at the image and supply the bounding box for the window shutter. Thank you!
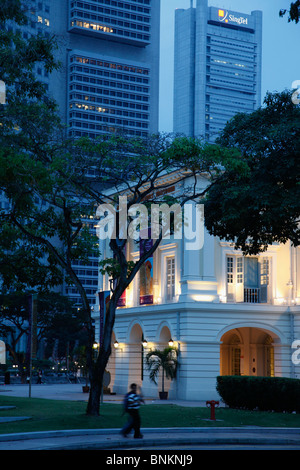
[226,257,234,301]
[235,257,244,302]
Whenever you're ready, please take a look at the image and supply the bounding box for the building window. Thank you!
[227,256,233,284]
[237,257,243,284]
[166,257,175,301]
[230,334,241,376]
[226,256,270,303]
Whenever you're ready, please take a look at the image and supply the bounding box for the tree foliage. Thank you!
[280,1,300,23]
[204,91,300,254]
[0,0,59,101]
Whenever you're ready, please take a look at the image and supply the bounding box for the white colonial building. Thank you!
[93,184,300,401]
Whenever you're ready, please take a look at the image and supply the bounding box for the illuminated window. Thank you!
[226,256,270,303]
[166,257,175,301]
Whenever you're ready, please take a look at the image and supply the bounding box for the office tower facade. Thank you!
[56,0,160,307]
[4,0,160,309]
[42,0,161,139]
[173,0,262,142]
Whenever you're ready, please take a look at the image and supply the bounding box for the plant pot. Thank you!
[159,391,168,400]
[82,385,90,393]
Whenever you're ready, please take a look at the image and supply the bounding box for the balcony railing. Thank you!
[244,288,260,303]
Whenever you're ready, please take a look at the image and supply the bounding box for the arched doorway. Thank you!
[158,325,172,348]
[128,323,145,386]
[156,324,176,398]
[220,327,276,377]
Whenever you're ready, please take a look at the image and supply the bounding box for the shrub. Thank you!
[216,375,300,412]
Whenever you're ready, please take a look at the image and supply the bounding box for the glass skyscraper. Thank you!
[58,0,160,306]
[44,0,161,140]
[173,0,262,142]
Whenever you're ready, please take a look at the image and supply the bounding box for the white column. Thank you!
[202,228,216,281]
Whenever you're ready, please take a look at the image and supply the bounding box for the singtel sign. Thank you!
[218,9,249,26]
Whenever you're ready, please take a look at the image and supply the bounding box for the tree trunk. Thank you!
[85,296,118,416]
[86,348,110,415]
[86,372,102,416]
[85,245,132,416]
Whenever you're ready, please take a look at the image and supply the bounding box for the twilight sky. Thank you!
[159,0,300,132]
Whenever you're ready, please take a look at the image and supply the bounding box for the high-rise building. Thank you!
[36,0,161,140]
[173,0,262,142]
[3,0,160,308]
[55,0,160,306]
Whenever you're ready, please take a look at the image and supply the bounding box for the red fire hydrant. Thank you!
[206,400,219,420]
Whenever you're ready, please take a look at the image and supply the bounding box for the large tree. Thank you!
[204,91,300,254]
[1,120,243,415]
[79,134,240,415]
[0,0,245,416]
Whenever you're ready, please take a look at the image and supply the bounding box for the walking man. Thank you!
[121,383,144,439]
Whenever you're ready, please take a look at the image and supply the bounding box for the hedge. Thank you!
[216,375,300,412]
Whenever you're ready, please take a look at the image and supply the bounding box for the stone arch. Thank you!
[156,321,173,345]
[127,319,145,343]
[216,321,285,344]
[219,325,280,377]
[127,322,145,386]
[153,322,176,398]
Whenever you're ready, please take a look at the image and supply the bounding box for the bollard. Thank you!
[206,400,219,420]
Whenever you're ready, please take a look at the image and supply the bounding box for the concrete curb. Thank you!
[0,426,299,440]
[0,427,300,450]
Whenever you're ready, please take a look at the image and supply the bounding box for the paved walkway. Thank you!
[0,384,299,450]
[0,383,215,406]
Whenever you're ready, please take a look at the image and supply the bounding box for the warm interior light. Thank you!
[114,340,119,348]
[192,294,214,302]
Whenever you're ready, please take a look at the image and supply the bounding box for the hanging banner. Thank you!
[139,236,154,305]
[98,291,110,345]
[117,288,126,307]
[112,277,126,307]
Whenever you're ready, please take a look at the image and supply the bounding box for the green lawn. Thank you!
[0,395,300,434]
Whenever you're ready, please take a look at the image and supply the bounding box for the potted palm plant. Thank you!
[145,347,178,399]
